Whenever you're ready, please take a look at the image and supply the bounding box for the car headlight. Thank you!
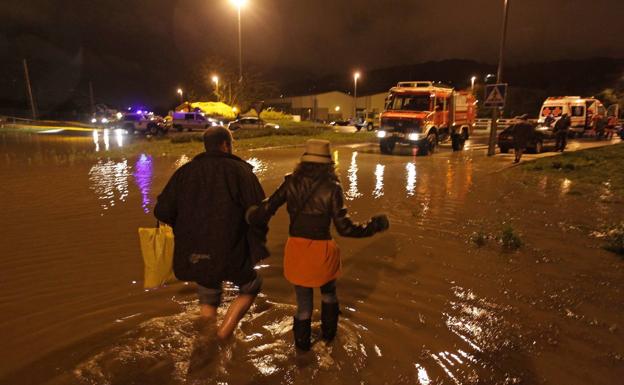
[275,125,280,129]
[377,130,387,138]
[91,118,97,123]
[408,133,421,141]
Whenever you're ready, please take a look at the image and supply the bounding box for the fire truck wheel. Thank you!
[451,133,465,151]
[424,132,437,155]
[379,140,395,154]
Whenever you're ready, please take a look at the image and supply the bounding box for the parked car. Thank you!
[170,111,222,132]
[329,119,351,127]
[227,117,279,131]
[120,112,168,135]
[497,123,556,154]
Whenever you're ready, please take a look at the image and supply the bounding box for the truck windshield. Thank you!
[386,94,431,111]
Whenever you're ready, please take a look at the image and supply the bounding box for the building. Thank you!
[266,90,387,121]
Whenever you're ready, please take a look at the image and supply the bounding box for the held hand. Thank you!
[372,214,390,232]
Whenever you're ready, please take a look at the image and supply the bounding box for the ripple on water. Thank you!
[71,292,381,385]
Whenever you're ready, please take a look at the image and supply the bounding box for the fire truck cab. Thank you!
[377,81,476,155]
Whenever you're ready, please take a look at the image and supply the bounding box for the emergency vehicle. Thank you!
[537,96,619,137]
[377,81,476,155]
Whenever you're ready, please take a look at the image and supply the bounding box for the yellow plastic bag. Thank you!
[138,224,177,288]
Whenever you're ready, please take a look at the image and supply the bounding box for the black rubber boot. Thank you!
[293,317,311,351]
[321,302,340,342]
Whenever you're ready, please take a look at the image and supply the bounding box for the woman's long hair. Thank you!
[293,161,338,182]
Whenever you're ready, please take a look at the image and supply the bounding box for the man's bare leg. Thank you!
[200,304,218,319]
[216,294,256,340]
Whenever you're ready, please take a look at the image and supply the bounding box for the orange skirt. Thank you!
[284,237,341,287]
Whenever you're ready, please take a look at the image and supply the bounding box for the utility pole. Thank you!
[487,0,511,156]
[237,6,243,83]
[23,59,37,120]
[88,81,96,116]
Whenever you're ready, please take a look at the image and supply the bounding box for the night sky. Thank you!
[1,0,623,110]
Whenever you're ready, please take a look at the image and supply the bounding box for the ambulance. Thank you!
[537,96,619,137]
[377,81,476,155]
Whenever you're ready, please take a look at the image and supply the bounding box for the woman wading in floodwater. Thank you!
[247,139,389,351]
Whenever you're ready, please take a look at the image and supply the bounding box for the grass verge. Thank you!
[522,143,624,192]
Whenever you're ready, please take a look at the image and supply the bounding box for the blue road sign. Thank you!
[484,84,507,108]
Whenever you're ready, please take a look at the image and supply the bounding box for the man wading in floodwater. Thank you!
[154,126,268,340]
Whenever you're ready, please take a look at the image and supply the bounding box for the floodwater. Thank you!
[0,131,623,385]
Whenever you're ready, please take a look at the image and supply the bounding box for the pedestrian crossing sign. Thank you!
[484,84,507,108]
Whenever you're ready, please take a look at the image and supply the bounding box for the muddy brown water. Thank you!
[0,131,623,385]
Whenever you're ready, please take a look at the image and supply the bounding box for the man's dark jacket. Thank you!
[154,151,268,286]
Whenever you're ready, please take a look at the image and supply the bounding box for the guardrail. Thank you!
[474,118,515,131]
[0,115,95,129]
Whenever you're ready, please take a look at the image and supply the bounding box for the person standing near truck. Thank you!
[512,114,533,163]
[554,113,571,152]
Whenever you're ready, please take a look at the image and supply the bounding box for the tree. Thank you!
[193,56,278,113]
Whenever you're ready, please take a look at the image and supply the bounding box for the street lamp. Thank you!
[212,75,219,101]
[230,0,247,82]
[177,88,183,104]
[353,71,360,120]
[471,76,477,91]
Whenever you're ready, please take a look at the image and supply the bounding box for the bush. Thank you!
[260,109,293,121]
[603,223,624,255]
[470,230,488,247]
[500,225,522,251]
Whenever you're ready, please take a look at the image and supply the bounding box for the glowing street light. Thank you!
[230,0,248,82]
[335,106,340,112]
[212,75,219,101]
[177,88,183,104]
[353,71,361,120]
[471,76,477,91]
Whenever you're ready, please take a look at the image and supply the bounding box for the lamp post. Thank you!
[353,71,360,121]
[487,0,511,156]
[230,0,247,83]
[212,75,219,101]
[177,88,183,105]
[471,76,477,91]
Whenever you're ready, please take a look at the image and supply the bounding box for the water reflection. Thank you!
[560,178,572,196]
[93,130,99,152]
[405,162,416,196]
[92,129,125,152]
[246,157,268,178]
[133,154,153,214]
[115,129,124,147]
[346,152,362,200]
[415,363,432,385]
[373,164,385,199]
[174,154,191,169]
[88,158,130,211]
[103,129,110,151]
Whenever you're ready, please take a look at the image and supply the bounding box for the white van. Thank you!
[170,111,222,132]
[537,96,618,137]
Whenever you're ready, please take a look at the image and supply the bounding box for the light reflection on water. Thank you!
[373,164,385,198]
[88,158,130,211]
[133,154,153,214]
[246,157,268,178]
[92,129,126,152]
[346,151,362,200]
[174,154,191,169]
[405,162,416,196]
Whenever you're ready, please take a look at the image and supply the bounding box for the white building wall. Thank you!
[267,90,389,120]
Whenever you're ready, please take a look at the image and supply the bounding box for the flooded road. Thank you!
[1,131,623,384]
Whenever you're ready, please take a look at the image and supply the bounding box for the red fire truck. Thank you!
[377,81,476,155]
